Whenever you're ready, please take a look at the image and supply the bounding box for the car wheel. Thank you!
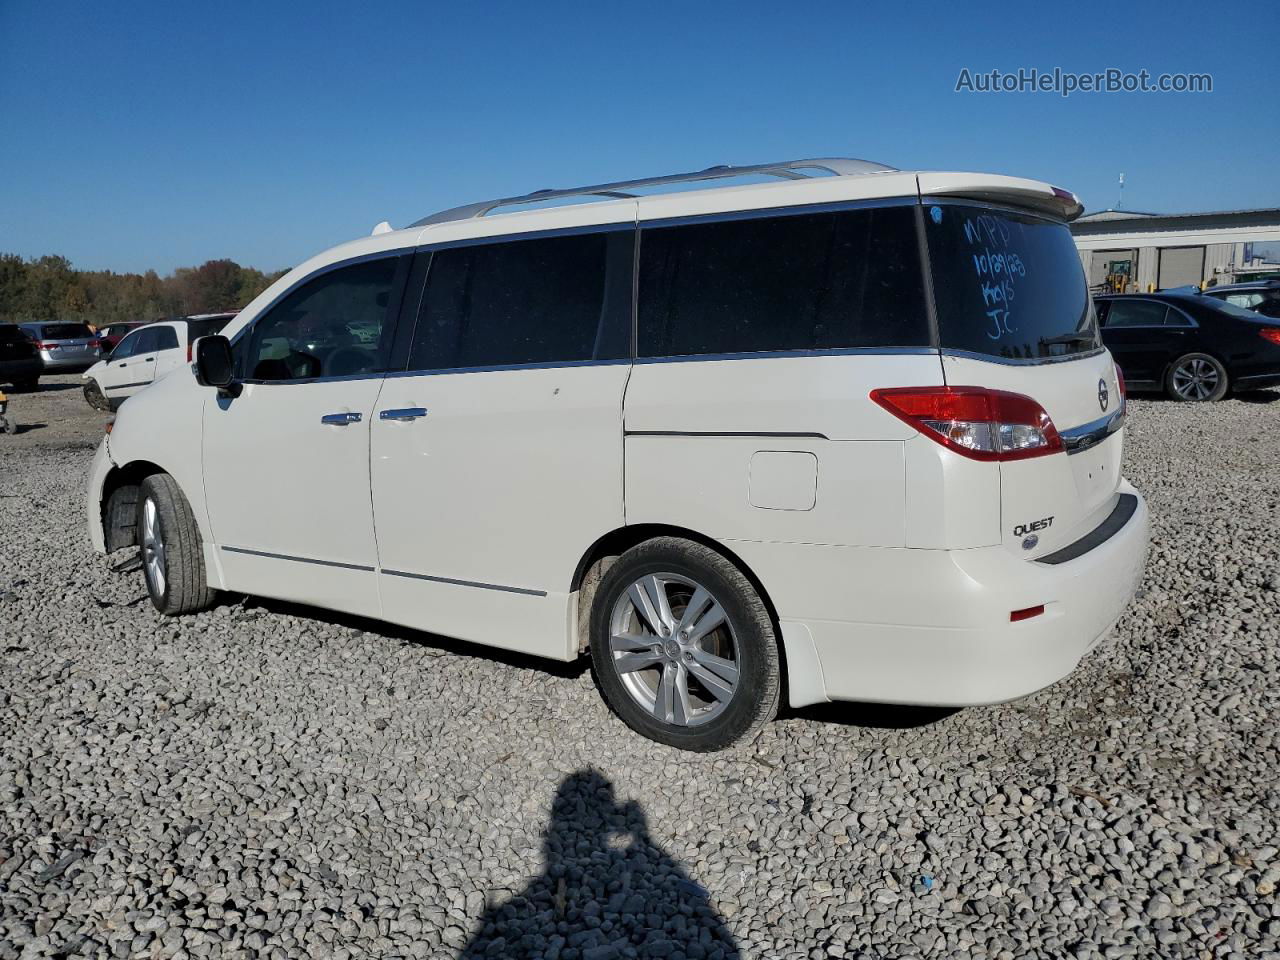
[137,474,218,616]
[83,381,110,411]
[589,537,780,751]
[11,376,37,393]
[1166,353,1228,402]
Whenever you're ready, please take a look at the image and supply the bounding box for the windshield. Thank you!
[42,323,94,340]
[926,202,1099,360]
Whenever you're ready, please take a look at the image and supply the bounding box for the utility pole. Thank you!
[1117,173,1125,211]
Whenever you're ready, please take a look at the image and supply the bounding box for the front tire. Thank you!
[589,537,780,751]
[137,474,217,615]
[1166,353,1228,401]
[83,381,110,411]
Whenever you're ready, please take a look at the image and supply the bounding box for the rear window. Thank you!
[638,205,929,357]
[186,317,232,340]
[926,203,1098,360]
[41,323,94,340]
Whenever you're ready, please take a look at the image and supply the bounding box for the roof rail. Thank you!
[409,157,897,228]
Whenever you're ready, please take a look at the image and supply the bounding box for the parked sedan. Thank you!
[1096,293,1280,401]
[17,322,103,373]
[0,323,42,391]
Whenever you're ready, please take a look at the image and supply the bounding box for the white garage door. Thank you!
[1158,246,1205,289]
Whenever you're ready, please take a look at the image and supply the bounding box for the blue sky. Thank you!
[1,0,1275,274]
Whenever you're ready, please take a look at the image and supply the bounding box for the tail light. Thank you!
[1114,363,1127,413]
[870,386,1063,462]
[1260,328,1280,346]
[35,341,57,350]
[187,342,193,362]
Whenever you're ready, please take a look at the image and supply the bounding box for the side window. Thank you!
[1103,300,1168,327]
[134,328,163,355]
[638,206,928,357]
[154,327,180,351]
[409,230,628,371]
[1225,293,1262,309]
[1163,307,1194,327]
[243,257,401,382]
[113,330,144,358]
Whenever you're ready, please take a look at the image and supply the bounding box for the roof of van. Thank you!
[400,158,1083,233]
[225,159,1083,339]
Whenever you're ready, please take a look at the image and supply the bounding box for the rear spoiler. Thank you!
[917,172,1084,222]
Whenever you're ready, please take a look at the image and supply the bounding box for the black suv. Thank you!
[0,324,41,391]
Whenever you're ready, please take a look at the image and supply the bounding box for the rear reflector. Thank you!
[1260,328,1280,346]
[1010,604,1045,622]
[870,386,1064,462]
[1114,363,1127,412]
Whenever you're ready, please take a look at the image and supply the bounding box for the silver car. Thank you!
[18,322,102,372]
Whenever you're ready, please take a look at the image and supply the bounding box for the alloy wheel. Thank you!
[141,497,167,597]
[607,573,741,727]
[1171,358,1220,401]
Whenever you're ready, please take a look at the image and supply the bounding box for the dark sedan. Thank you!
[1096,293,1280,401]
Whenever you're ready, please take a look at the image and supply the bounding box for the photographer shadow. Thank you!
[460,769,740,960]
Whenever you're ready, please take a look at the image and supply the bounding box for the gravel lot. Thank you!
[2,374,1278,960]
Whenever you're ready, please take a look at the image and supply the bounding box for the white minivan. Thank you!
[87,159,1149,751]
[82,313,237,410]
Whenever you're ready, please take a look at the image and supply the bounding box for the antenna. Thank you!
[1117,173,1125,211]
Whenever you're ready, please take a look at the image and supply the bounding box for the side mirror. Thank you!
[193,335,239,395]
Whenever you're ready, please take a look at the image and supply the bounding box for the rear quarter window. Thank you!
[638,205,929,357]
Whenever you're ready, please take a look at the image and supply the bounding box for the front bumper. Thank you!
[732,481,1150,708]
[86,437,114,554]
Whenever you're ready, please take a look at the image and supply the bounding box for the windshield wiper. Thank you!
[1040,332,1096,346]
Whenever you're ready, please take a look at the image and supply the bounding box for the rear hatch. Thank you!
[0,324,37,359]
[922,198,1124,558]
[38,323,99,359]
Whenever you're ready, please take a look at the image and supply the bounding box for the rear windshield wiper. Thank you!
[1040,332,1096,347]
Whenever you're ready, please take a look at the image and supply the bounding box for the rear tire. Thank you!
[137,474,217,615]
[589,537,780,751]
[83,381,110,411]
[1165,353,1228,402]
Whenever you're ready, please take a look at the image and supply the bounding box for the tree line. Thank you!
[0,253,289,329]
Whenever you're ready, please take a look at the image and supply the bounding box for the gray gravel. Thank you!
[2,375,1279,959]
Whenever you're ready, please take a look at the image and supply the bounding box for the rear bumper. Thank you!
[731,480,1150,708]
[40,353,100,371]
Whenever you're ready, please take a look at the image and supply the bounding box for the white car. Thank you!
[86,158,1149,751]
[82,314,236,410]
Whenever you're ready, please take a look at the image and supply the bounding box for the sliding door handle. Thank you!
[379,407,429,422]
[321,411,362,426]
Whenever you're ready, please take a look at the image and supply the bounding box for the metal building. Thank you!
[1071,207,1280,294]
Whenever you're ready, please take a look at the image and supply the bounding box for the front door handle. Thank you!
[321,411,362,426]
[379,407,428,422]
